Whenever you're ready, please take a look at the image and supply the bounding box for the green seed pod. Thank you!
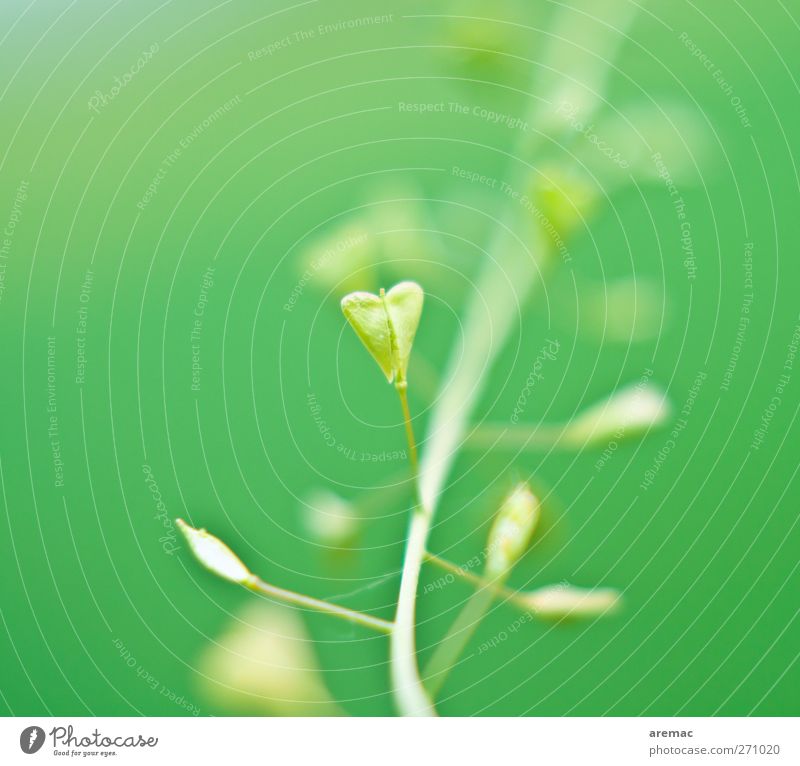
[522,584,621,620]
[341,281,423,384]
[485,483,541,578]
[176,519,252,585]
[562,384,670,448]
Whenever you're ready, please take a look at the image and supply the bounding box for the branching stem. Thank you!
[424,552,529,609]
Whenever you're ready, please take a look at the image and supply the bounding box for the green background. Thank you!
[1,0,798,716]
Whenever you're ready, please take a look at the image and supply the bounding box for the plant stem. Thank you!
[244,576,394,635]
[413,1,643,693]
[424,552,530,610]
[391,505,437,716]
[396,381,418,476]
[424,587,496,698]
[387,0,642,714]
[390,380,437,716]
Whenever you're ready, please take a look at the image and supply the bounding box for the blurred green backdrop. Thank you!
[0,0,798,716]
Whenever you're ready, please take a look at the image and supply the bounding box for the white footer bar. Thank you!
[0,717,795,765]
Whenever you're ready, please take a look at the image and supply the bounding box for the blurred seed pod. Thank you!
[297,184,442,295]
[302,489,359,548]
[198,601,340,716]
[299,220,376,294]
[485,482,542,578]
[521,584,621,620]
[582,277,663,343]
[562,383,670,448]
[437,0,537,92]
[528,165,600,244]
[573,101,709,190]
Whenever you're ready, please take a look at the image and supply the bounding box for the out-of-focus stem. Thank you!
[424,587,496,698]
[390,379,437,716]
[386,0,642,713]
[424,552,531,610]
[415,0,643,697]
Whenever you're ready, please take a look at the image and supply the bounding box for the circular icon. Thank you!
[19,726,45,754]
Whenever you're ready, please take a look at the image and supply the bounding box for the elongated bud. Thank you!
[485,483,541,578]
[563,384,670,447]
[176,519,252,585]
[522,584,621,620]
[341,281,423,384]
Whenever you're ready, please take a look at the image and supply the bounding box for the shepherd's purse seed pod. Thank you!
[176,519,252,585]
[485,483,541,578]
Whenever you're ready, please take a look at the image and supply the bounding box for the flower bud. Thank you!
[522,584,621,620]
[563,384,670,448]
[176,519,252,585]
[341,280,423,384]
[485,483,541,578]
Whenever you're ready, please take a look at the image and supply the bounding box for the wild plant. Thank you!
[178,0,687,716]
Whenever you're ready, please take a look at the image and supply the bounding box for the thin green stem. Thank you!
[391,507,437,716]
[244,576,394,635]
[390,380,437,716]
[424,587,496,698]
[396,381,419,476]
[424,552,530,610]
